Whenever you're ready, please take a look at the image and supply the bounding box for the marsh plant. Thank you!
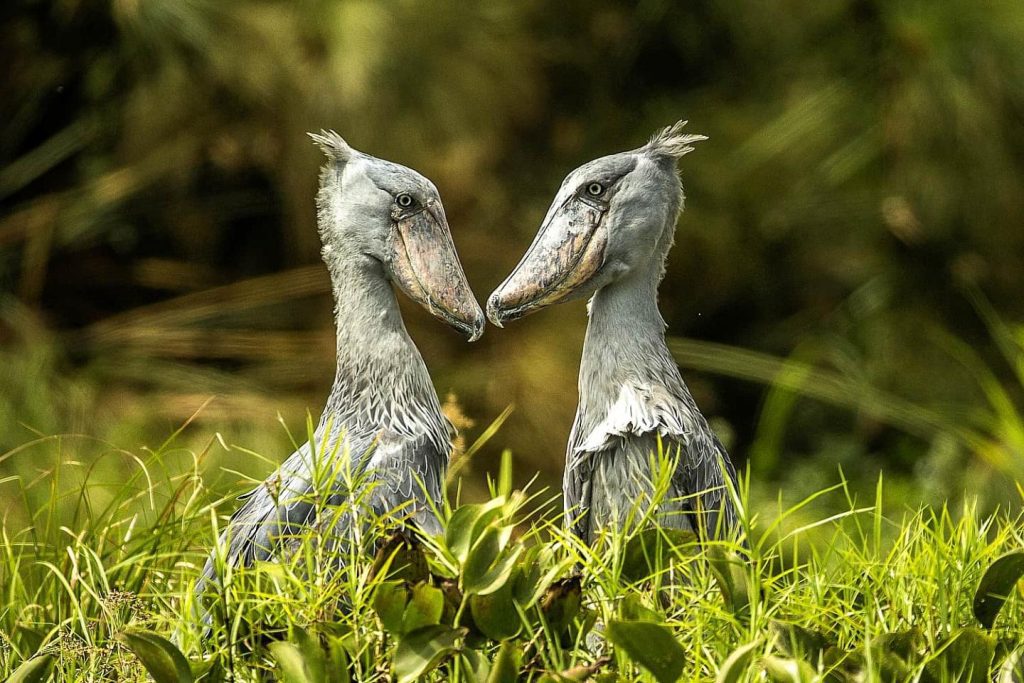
[2,425,1023,682]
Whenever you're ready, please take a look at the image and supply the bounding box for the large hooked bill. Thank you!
[390,200,485,341]
[487,196,608,326]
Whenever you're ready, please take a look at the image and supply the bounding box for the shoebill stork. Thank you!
[487,122,741,544]
[198,132,484,590]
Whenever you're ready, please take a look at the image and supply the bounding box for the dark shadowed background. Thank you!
[2,0,1023,524]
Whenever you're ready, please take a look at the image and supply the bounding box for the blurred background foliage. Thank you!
[2,0,1023,528]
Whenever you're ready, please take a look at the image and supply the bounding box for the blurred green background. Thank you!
[2,0,1023,524]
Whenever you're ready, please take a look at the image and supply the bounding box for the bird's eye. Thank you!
[586,182,605,197]
[396,193,415,208]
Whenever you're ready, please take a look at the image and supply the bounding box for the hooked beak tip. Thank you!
[486,292,506,328]
[467,313,486,342]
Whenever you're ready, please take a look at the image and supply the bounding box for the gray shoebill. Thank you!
[198,131,484,592]
[487,121,741,543]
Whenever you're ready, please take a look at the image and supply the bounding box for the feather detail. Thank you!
[643,120,707,160]
[574,382,699,453]
[308,129,353,162]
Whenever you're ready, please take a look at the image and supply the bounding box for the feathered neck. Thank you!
[579,267,681,413]
[317,240,446,450]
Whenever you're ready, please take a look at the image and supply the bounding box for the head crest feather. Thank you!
[643,120,707,161]
[308,129,353,162]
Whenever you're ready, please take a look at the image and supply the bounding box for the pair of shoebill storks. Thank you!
[198,121,741,593]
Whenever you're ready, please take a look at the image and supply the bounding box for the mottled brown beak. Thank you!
[487,197,608,327]
[389,200,485,341]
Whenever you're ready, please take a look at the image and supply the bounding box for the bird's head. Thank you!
[310,131,485,341]
[487,121,705,327]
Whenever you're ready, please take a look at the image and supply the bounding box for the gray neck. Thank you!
[318,245,441,440]
[579,265,681,412]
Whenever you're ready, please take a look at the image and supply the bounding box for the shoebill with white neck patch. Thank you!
[487,122,741,544]
[198,132,484,591]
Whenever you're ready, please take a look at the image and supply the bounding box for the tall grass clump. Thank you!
[2,431,1023,681]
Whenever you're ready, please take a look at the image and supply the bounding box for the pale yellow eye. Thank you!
[397,193,415,208]
[587,182,604,197]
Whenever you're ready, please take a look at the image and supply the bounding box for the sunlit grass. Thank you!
[1,427,1022,682]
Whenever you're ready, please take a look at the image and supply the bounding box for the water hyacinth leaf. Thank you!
[402,582,444,632]
[446,499,506,564]
[119,629,194,683]
[620,528,698,583]
[619,593,662,622]
[461,648,490,683]
[869,628,925,664]
[7,655,55,683]
[439,578,464,626]
[606,620,685,683]
[470,581,521,641]
[393,624,465,683]
[773,621,834,663]
[760,655,816,683]
[464,525,520,595]
[512,545,544,603]
[373,580,409,635]
[369,532,429,583]
[708,546,751,622]
[541,575,582,634]
[716,641,760,683]
[973,551,1024,628]
[189,657,225,683]
[471,545,523,595]
[486,641,521,683]
[924,627,995,683]
[269,641,318,683]
[325,636,351,683]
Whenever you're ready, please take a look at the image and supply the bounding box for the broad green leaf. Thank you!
[120,629,193,683]
[189,657,225,683]
[463,525,519,595]
[620,528,698,583]
[369,532,429,583]
[619,593,662,622]
[773,621,834,663]
[924,627,995,683]
[445,499,506,564]
[708,546,751,622]
[869,628,925,663]
[402,582,444,632]
[540,576,582,635]
[716,641,760,683]
[761,655,816,682]
[512,545,544,604]
[470,581,521,641]
[294,627,327,683]
[269,641,317,683]
[461,648,490,683]
[373,580,409,635]
[606,620,685,683]
[7,655,54,683]
[325,636,351,683]
[393,624,464,683]
[468,545,523,596]
[974,551,1024,629]
[486,641,521,683]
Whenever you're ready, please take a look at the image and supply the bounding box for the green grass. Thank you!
[1,429,1022,682]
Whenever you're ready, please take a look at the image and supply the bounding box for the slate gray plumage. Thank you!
[487,122,741,543]
[198,132,484,591]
